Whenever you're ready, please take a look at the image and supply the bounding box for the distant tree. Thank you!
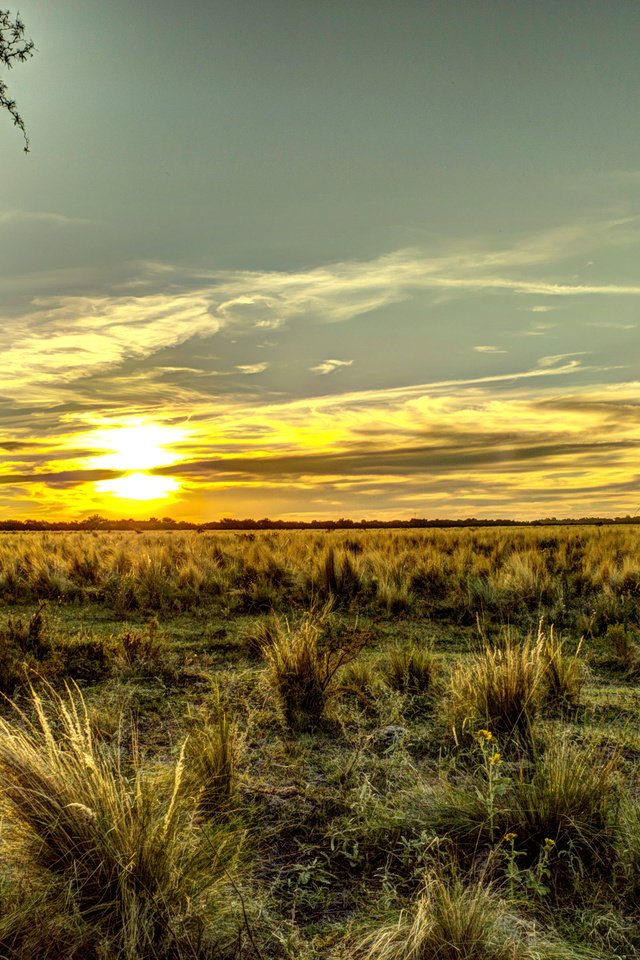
[1,9,34,152]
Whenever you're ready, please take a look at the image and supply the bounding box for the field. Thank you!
[0,526,639,959]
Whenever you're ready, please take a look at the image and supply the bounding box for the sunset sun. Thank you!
[86,421,186,504]
[94,472,180,501]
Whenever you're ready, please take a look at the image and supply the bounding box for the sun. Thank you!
[89,422,185,472]
[84,419,187,504]
[95,472,180,501]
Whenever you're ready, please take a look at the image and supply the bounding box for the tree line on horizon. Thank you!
[0,514,639,532]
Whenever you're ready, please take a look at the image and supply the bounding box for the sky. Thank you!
[1,0,640,521]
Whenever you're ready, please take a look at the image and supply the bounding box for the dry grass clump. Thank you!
[0,685,242,959]
[539,626,585,714]
[448,634,544,748]
[113,617,175,678]
[358,873,524,960]
[266,608,359,731]
[339,660,388,713]
[183,687,239,820]
[617,798,640,900]
[357,870,602,960]
[426,735,619,890]
[448,625,584,747]
[384,642,437,697]
[242,611,283,659]
[314,544,365,605]
[604,623,640,674]
[0,604,52,694]
[505,737,619,872]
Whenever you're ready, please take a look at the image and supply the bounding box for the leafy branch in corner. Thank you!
[1,9,35,152]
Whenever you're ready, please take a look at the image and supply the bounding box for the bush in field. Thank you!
[504,737,619,877]
[358,873,523,960]
[447,634,544,749]
[315,545,364,605]
[266,608,359,732]
[604,623,640,674]
[357,870,601,960]
[448,625,584,748]
[427,734,619,891]
[0,685,243,959]
[0,605,56,695]
[538,625,585,714]
[384,641,437,697]
[242,612,283,659]
[55,632,114,684]
[618,798,640,900]
[113,618,175,678]
[339,659,387,713]
[183,688,238,820]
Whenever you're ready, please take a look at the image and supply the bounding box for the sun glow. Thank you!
[94,472,181,501]
[84,420,187,504]
[88,422,186,472]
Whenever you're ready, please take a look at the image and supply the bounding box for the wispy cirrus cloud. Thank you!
[310,359,354,375]
[0,209,94,227]
[235,362,269,375]
[2,215,639,400]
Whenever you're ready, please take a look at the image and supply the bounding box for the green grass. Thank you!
[0,527,638,958]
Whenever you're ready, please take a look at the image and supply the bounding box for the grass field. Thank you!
[0,526,639,959]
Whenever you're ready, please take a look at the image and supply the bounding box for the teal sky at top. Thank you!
[3,0,640,274]
[2,1,640,520]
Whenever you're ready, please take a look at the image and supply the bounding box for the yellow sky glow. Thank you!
[86,422,187,472]
[94,472,181,501]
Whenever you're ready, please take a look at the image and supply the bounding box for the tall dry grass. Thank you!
[0,526,637,628]
[0,684,243,959]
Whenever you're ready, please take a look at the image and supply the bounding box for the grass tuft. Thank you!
[0,684,242,958]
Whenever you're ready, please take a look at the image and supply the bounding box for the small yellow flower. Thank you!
[476,729,493,742]
[503,832,517,842]
[543,837,556,848]
[490,752,503,765]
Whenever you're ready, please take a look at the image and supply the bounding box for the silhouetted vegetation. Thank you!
[0,9,34,151]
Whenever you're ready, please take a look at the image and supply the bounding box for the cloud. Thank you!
[310,359,354,375]
[235,362,269,375]
[473,345,507,354]
[587,321,637,329]
[4,216,640,400]
[520,322,557,336]
[0,293,218,398]
[0,209,94,227]
[536,352,590,368]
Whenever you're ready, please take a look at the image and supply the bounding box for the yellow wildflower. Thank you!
[476,729,493,742]
[490,752,503,765]
[503,832,517,842]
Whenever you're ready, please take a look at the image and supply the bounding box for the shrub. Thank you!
[505,736,619,876]
[316,546,363,605]
[113,618,175,678]
[339,660,387,713]
[0,605,56,695]
[0,685,242,958]
[242,612,283,659]
[384,642,437,697]
[448,634,545,749]
[358,873,523,960]
[55,632,114,684]
[184,701,238,820]
[266,610,357,732]
[604,623,640,673]
[538,625,585,714]
[427,735,619,890]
